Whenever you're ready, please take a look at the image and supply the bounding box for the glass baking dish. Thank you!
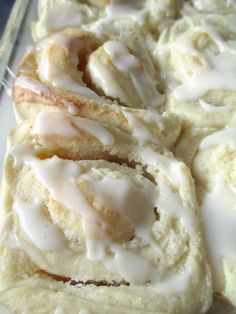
[0,0,36,179]
[0,1,235,313]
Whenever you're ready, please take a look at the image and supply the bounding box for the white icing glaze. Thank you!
[0,305,14,314]
[122,110,156,143]
[34,112,115,145]
[0,212,50,268]
[105,0,148,25]
[157,178,195,230]
[174,55,236,100]
[34,112,82,138]
[87,49,129,105]
[104,0,169,26]
[10,144,194,292]
[157,21,236,100]
[14,199,66,251]
[36,0,95,35]
[136,146,184,188]
[122,110,164,143]
[15,76,80,115]
[103,41,164,107]
[200,175,236,291]
[63,99,79,115]
[200,127,236,150]
[38,33,103,102]
[44,3,87,29]
[27,157,161,284]
[10,143,35,170]
[79,173,157,244]
[14,76,50,94]
[73,116,115,146]
[153,267,192,295]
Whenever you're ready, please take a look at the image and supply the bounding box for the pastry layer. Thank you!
[0,112,212,314]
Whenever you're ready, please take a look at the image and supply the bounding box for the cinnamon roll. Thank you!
[174,126,236,307]
[13,28,177,147]
[33,0,179,41]
[0,112,212,314]
[15,28,164,114]
[155,14,236,129]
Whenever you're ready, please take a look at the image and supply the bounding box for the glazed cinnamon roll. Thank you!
[0,112,212,314]
[33,0,179,41]
[15,28,164,115]
[13,28,177,147]
[174,126,236,307]
[155,14,236,129]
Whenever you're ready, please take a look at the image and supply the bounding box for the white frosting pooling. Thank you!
[38,33,103,102]
[14,199,66,251]
[34,112,115,145]
[103,40,164,107]
[200,175,236,291]
[200,126,236,150]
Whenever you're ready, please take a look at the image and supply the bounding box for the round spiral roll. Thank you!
[15,28,164,114]
[0,111,212,314]
[13,28,180,148]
